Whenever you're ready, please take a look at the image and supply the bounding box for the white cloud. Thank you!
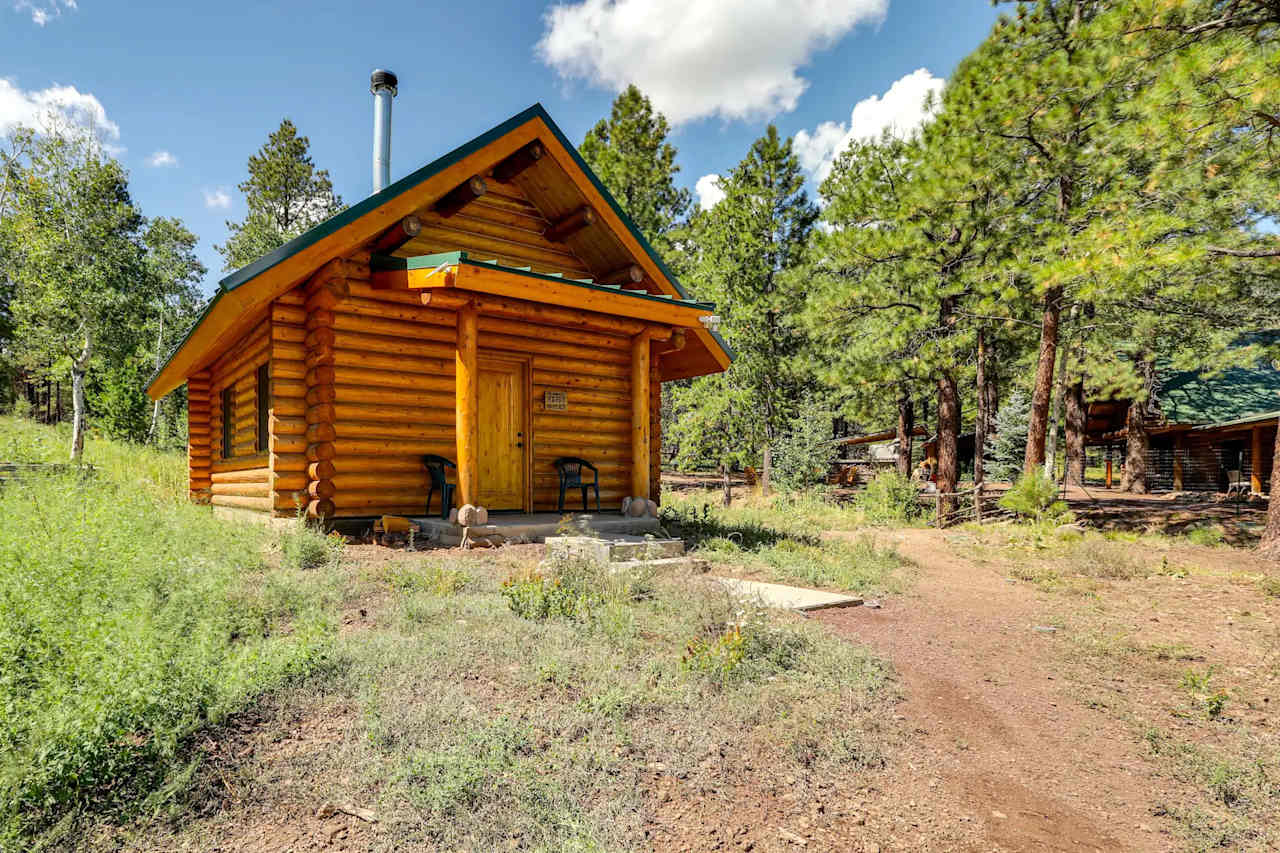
[794,67,944,183]
[14,0,77,26]
[147,149,178,167]
[537,0,888,124]
[0,78,120,144]
[202,188,231,210]
[695,173,725,211]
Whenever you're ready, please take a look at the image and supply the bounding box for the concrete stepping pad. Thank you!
[715,577,863,612]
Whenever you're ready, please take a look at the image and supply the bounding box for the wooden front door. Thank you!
[477,360,526,510]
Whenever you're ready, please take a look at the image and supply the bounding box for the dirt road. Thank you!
[817,528,1181,852]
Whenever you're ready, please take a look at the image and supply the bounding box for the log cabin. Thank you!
[1085,348,1280,493]
[146,102,732,523]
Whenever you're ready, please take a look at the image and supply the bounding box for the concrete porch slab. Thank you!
[413,512,661,546]
[715,577,863,612]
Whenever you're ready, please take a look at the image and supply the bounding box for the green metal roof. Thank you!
[371,251,715,310]
[150,103,731,391]
[1160,352,1280,426]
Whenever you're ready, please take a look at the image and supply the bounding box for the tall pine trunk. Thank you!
[1025,286,1062,474]
[1119,400,1148,493]
[936,371,960,523]
[1044,305,1078,479]
[936,295,959,523]
[1064,378,1086,486]
[1260,424,1280,559]
[896,392,914,477]
[69,333,91,462]
[761,444,772,497]
[1026,173,1074,475]
[985,369,999,427]
[721,462,732,508]
[974,330,988,485]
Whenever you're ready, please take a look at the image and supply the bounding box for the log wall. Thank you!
[261,256,662,518]
[188,370,212,502]
[206,312,271,512]
[269,289,310,515]
[399,183,588,280]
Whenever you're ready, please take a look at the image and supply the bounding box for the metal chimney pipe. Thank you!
[370,69,398,194]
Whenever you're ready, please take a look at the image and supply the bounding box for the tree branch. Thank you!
[1207,245,1280,258]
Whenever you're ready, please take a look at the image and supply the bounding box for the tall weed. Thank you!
[856,472,925,526]
[0,418,337,844]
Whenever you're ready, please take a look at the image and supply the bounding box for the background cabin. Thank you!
[1086,351,1280,494]
[147,105,731,522]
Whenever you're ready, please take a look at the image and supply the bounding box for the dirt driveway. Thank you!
[815,526,1278,852]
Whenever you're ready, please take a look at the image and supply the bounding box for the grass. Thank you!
[660,489,910,595]
[145,545,899,850]
[1144,729,1278,850]
[0,417,340,847]
[0,420,900,849]
[959,522,1195,592]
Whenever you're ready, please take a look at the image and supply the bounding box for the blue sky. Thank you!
[1,0,1001,295]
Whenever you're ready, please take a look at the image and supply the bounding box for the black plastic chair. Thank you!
[422,454,457,519]
[554,457,600,512]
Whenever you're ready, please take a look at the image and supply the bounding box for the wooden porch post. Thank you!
[631,329,651,500]
[456,301,479,507]
[1252,425,1265,495]
[1105,451,1113,489]
[1173,434,1185,492]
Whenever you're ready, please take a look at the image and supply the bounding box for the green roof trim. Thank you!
[150,103,732,391]
[371,251,715,310]
[1193,409,1280,431]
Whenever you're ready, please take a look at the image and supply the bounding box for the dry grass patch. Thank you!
[133,545,898,851]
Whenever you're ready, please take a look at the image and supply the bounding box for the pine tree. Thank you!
[805,119,1013,515]
[949,1,1128,474]
[988,390,1030,483]
[668,372,758,507]
[686,126,817,493]
[580,86,690,252]
[218,119,344,271]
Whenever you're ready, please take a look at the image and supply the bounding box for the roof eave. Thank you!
[147,103,729,398]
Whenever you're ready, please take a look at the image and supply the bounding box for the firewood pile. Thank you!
[366,515,422,548]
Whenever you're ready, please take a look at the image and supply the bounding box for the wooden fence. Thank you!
[922,483,1015,528]
[0,462,97,486]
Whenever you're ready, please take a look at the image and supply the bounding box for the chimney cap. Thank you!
[370,69,398,95]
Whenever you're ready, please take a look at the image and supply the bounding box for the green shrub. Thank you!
[501,568,583,620]
[280,509,344,570]
[1185,524,1225,546]
[856,471,923,526]
[660,499,788,549]
[501,552,656,622]
[998,470,1070,524]
[758,535,906,593]
[680,598,815,684]
[0,419,336,845]
[681,626,747,677]
[772,400,836,492]
[390,562,471,595]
